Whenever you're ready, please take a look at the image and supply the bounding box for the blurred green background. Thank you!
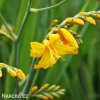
[0,0,100,100]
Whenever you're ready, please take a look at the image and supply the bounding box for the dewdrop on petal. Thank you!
[17,69,25,80]
[0,69,2,77]
[85,17,96,25]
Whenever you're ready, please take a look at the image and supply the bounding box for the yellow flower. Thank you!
[58,28,78,49]
[31,34,78,69]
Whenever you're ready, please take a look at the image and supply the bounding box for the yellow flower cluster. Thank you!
[0,63,25,80]
[30,84,65,100]
[30,11,100,69]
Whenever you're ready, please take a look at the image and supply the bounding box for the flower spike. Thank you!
[29,84,66,99]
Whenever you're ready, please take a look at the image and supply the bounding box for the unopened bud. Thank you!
[9,68,17,77]
[31,86,38,94]
[85,17,96,25]
[17,69,25,80]
[41,84,50,90]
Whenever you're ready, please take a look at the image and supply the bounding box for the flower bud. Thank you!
[17,69,25,80]
[9,69,17,77]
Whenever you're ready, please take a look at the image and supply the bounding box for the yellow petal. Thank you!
[48,34,60,44]
[30,42,45,57]
[34,48,57,69]
[54,44,78,55]
[43,34,60,46]
[17,69,25,80]
[34,51,52,69]
[58,28,78,49]
[85,17,96,25]
[72,18,84,26]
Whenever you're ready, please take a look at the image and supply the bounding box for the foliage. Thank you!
[0,0,100,100]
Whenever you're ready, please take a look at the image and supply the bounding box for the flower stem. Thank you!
[30,0,68,12]
[14,0,32,68]
[31,70,39,86]
[22,58,38,94]
[14,0,32,98]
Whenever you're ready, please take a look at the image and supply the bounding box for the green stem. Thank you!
[14,0,32,68]
[30,0,68,12]
[22,0,54,96]
[31,70,39,86]
[14,0,32,97]
[0,12,16,41]
[22,58,37,94]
